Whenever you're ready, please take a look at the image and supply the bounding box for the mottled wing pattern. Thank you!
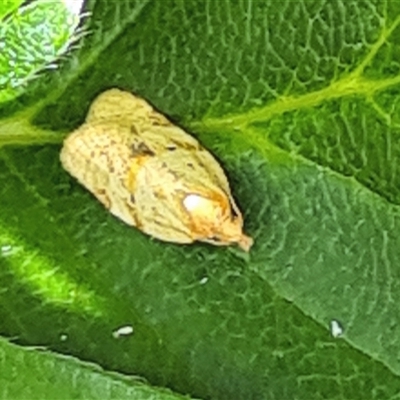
[60,88,253,251]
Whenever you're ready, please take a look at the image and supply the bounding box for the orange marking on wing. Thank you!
[126,155,152,193]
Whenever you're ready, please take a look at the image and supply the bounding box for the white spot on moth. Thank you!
[60,88,253,251]
[330,319,343,338]
[183,194,203,212]
[199,276,209,285]
[112,325,134,338]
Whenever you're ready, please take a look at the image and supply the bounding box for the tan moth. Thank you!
[60,89,253,251]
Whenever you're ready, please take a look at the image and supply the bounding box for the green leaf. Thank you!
[0,0,82,103]
[1,0,400,399]
[0,338,194,400]
[0,0,23,20]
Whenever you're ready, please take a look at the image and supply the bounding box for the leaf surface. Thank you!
[0,338,193,400]
[1,1,400,399]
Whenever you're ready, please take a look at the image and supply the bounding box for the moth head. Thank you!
[182,193,253,251]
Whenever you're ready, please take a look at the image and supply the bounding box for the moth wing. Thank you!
[61,122,140,226]
[151,145,237,209]
[134,155,195,244]
[139,125,200,153]
[193,149,243,219]
[86,88,154,125]
[86,89,176,133]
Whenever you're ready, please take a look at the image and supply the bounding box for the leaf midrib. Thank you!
[198,13,400,130]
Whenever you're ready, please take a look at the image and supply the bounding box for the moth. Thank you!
[60,89,253,251]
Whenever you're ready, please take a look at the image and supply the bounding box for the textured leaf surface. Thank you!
[0,338,192,400]
[1,0,400,399]
[0,0,81,103]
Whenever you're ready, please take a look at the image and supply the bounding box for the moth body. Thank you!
[60,89,253,251]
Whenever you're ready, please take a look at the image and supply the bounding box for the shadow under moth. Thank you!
[60,89,253,251]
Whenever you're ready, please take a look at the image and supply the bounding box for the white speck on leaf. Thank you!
[199,276,209,285]
[113,325,134,338]
[330,319,343,338]
[1,245,12,255]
